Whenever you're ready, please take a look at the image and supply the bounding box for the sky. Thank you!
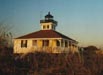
[0,0,103,47]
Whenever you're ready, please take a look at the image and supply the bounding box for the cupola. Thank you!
[40,12,57,30]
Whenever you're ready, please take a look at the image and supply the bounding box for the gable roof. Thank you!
[16,30,77,42]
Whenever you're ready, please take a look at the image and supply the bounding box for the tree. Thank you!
[83,45,98,51]
[0,21,13,48]
[0,21,14,57]
[0,21,14,75]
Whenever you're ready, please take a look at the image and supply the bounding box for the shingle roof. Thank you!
[16,30,77,42]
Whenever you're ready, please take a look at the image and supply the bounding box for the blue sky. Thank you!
[0,0,103,47]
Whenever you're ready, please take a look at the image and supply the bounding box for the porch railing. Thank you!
[32,47,70,53]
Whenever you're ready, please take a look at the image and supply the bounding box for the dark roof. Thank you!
[41,12,57,24]
[45,12,53,18]
[16,30,77,42]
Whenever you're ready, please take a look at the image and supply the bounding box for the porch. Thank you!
[31,39,78,53]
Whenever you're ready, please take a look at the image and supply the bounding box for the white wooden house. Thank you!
[14,12,78,54]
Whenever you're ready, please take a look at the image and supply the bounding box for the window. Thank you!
[56,40,60,46]
[43,26,45,29]
[42,40,49,46]
[69,41,72,46]
[32,40,37,46]
[47,25,49,29]
[21,40,23,47]
[21,40,27,48]
[65,41,68,47]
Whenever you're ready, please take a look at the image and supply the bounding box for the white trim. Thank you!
[14,38,62,40]
[14,38,73,40]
